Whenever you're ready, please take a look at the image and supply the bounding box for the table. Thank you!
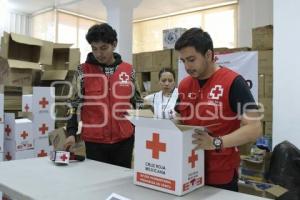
[0,157,270,200]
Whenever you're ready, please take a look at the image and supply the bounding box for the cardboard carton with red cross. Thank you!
[32,87,55,138]
[4,113,34,151]
[22,94,33,113]
[127,110,204,196]
[4,139,35,161]
[34,137,52,158]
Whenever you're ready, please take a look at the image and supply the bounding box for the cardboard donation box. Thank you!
[128,110,204,196]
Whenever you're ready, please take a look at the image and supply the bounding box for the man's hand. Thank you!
[64,135,76,150]
[192,128,215,150]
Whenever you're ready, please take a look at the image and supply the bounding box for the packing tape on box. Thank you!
[50,150,85,165]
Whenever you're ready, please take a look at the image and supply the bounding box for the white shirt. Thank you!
[144,88,178,119]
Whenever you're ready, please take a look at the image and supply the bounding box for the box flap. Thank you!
[176,124,201,131]
[7,59,41,70]
[54,43,72,49]
[69,48,80,70]
[266,185,288,197]
[0,32,9,58]
[127,109,153,118]
[128,116,178,130]
[18,112,33,121]
[11,33,43,46]
[41,70,68,81]
[40,40,54,65]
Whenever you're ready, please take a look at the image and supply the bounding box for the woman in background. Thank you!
[144,68,178,119]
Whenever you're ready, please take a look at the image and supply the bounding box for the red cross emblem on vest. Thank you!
[24,104,30,112]
[146,133,166,159]
[39,123,49,135]
[188,150,198,168]
[39,97,49,108]
[119,72,129,83]
[5,125,11,137]
[20,131,29,140]
[38,150,48,157]
[209,85,224,100]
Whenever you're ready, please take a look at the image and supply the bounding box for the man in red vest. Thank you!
[174,28,262,191]
[64,23,143,168]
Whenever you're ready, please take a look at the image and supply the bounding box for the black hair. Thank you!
[158,68,176,80]
[174,27,214,60]
[86,23,117,45]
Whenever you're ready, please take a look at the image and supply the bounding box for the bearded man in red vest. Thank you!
[174,28,262,191]
[64,23,143,168]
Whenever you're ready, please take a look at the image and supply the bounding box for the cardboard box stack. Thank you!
[40,43,79,128]
[127,110,204,196]
[0,32,53,87]
[253,25,273,142]
[238,25,275,198]
[0,31,80,131]
[0,85,4,161]
[31,87,55,158]
[134,49,179,95]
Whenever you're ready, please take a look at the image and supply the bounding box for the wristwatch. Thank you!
[213,136,223,152]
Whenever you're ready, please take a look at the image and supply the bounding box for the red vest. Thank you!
[177,67,240,184]
[81,62,134,144]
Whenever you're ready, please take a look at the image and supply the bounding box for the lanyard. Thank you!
[161,90,174,119]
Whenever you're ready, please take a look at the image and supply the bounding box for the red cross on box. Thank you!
[38,150,48,157]
[188,150,198,168]
[60,154,68,161]
[5,152,12,161]
[39,123,49,135]
[39,97,49,108]
[146,132,166,159]
[24,104,30,112]
[20,131,29,140]
[5,125,11,137]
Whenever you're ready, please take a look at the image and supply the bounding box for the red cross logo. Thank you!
[39,97,49,108]
[119,72,129,83]
[60,154,68,161]
[20,131,29,140]
[39,123,49,135]
[38,150,48,157]
[146,133,166,159]
[5,152,12,161]
[209,85,224,100]
[5,125,11,137]
[188,150,198,168]
[24,104,30,112]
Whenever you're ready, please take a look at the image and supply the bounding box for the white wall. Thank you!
[8,11,30,35]
[273,0,300,149]
[238,0,273,47]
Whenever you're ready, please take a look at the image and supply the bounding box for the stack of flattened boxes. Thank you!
[0,32,53,113]
[39,43,80,128]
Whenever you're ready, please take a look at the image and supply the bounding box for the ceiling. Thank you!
[9,0,236,21]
